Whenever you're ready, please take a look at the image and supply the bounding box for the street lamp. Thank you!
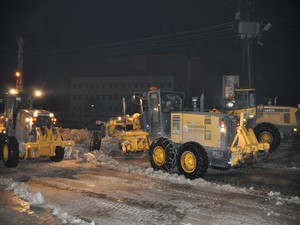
[9,88,18,95]
[34,90,43,98]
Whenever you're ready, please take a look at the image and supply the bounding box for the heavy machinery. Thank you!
[92,86,269,179]
[224,88,300,151]
[0,91,75,168]
[90,88,185,154]
[90,113,150,154]
[133,87,268,179]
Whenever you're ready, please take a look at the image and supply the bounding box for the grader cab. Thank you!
[0,92,75,168]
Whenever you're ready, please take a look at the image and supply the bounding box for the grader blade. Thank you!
[120,130,150,154]
[229,113,270,167]
[21,126,75,160]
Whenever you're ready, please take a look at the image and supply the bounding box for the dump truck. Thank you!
[0,91,75,168]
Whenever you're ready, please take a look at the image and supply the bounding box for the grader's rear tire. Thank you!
[2,136,19,168]
[50,146,65,162]
[254,123,280,152]
[149,137,177,172]
[177,142,208,179]
[89,131,102,151]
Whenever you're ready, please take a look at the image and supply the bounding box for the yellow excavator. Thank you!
[0,91,75,168]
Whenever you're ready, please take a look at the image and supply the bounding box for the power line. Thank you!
[27,21,235,56]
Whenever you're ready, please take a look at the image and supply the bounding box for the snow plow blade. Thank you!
[21,126,75,160]
[229,113,270,166]
[121,130,150,154]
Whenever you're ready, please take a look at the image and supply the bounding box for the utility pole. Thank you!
[16,35,26,92]
[235,0,271,88]
[236,0,258,88]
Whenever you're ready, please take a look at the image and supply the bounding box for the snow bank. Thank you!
[0,176,94,224]
[49,205,95,225]
[267,190,300,205]
[80,150,255,195]
[59,128,91,144]
[5,181,45,206]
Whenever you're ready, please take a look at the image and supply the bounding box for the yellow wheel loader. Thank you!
[0,92,75,168]
[224,88,300,152]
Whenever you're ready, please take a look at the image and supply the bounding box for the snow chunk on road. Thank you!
[0,177,13,186]
[6,182,45,206]
[82,152,98,164]
[50,205,95,225]
[31,192,45,205]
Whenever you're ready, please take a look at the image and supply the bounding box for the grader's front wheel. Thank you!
[50,146,65,162]
[89,131,102,151]
[2,136,19,168]
[149,137,177,172]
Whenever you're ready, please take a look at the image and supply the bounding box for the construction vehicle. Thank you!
[224,88,300,151]
[0,91,75,168]
[89,89,185,154]
[132,87,268,179]
[91,86,269,179]
[90,113,150,154]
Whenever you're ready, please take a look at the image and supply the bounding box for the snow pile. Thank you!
[0,176,95,225]
[82,152,98,164]
[6,182,45,206]
[267,190,300,205]
[81,150,254,195]
[100,136,121,154]
[49,205,95,225]
[59,128,91,144]
[0,177,13,187]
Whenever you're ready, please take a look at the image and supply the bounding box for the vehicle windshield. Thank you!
[160,92,184,113]
[225,90,256,110]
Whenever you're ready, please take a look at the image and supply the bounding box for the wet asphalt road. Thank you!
[0,185,62,225]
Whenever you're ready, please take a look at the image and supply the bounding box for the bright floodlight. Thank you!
[15,72,20,77]
[34,90,43,97]
[9,89,18,95]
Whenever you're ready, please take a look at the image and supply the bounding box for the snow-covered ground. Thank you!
[0,128,299,225]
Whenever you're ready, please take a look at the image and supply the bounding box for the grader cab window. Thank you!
[161,92,183,113]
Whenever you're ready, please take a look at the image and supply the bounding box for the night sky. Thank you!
[1,0,299,108]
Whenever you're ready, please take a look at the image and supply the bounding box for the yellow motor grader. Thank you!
[90,111,150,154]
[132,87,269,179]
[0,92,75,168]
[91,87,269,179]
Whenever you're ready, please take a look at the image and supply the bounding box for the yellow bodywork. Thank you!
[121,130,150,153]
[104,113,150,153]
[21,126,75,159]
[0,115,5,133]
[229,113,270,166]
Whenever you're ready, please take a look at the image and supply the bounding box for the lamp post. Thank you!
[15,71,22,92]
